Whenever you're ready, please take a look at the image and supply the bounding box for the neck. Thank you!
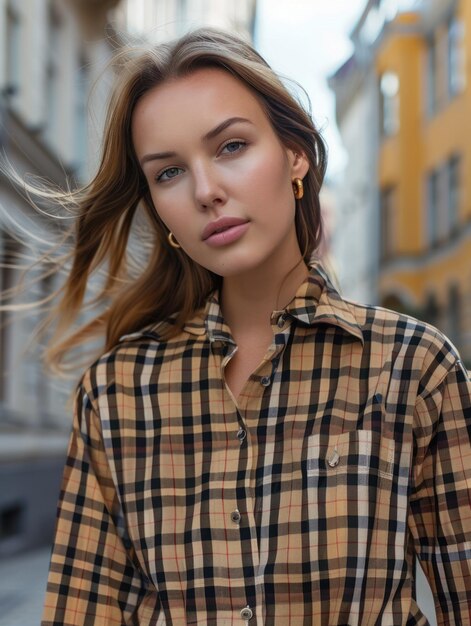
[221,253,309,335]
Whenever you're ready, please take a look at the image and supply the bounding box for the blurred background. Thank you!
[1,0,470,623]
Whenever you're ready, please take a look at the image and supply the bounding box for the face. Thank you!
[132,67,309,278]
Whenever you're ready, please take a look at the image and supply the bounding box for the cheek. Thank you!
[245,148,292,201]
[149,192,184,232]
[150,191,201,255]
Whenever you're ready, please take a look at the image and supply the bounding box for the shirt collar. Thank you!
[185,260,364,346]
[290,261,364,344]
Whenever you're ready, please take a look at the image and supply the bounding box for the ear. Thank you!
[287,148,309,180]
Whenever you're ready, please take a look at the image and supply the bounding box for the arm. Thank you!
[42,382,153,626]
[409,359,471,625]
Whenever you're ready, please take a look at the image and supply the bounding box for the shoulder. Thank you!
[343,297,463,392]
[347,297,440,343]
[78,323,194,408]
[315,263,456,373]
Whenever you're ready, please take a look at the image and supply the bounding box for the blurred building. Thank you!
[331,0,471,366]
[0,0,257,557]
[329,28,381,305]
[0,0,94,558]
[113,0,256,41]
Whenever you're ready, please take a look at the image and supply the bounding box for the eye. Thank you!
[220,140,247,155]
[156,166,184,183]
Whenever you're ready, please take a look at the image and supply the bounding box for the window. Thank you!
[426,36,437,116]
[75,54,89,176]
[44,4,62,147]
[447,155,461,236]
[426,158,461,247]
[448,284,462,349]
[380,72,400,136]
[380,186,396,260]
[423,292,439,329]
[0,232,20,404]
[427,18,465,114]
[426,170,439,247]
[5,3,21,100]
[0,504,23,539]
[447,16,466,98]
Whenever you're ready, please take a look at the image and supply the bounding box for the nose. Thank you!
[192,161,227,211]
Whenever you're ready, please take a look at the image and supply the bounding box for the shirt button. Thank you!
[277,314,286,328]
[240,606,253,620]
[260,376,271,387]
[328,449,340,467]
[231,509,241,524]
[237,428,246,443]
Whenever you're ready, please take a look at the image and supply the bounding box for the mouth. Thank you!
[202,217,249,241]
[202,217,250,248]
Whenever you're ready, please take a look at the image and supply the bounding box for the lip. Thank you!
[202,216,250,243]
[203,222,250,248]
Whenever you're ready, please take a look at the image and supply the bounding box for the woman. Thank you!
[37,28,471,625]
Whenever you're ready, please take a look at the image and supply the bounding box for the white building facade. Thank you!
[0,0,257,556]
[115,0,256,41]
[0,0,97,557]
[329,42,381,306]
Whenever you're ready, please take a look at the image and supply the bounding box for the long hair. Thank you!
[2,27,327,373]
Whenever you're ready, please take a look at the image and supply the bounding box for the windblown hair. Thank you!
[2,27,327,373]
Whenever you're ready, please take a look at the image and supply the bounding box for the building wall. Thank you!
[329,4,469,620]
[332,0,471,366]
[114,0,256,42]
[377,16,424,256]
[377,0,471,365]
[329,19,381,306]
[0,0,85,168]
[0,0,91,428]
[0,0,258,555]
[0,0,110,556]
[330,70,380,305]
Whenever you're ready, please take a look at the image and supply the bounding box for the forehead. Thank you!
[131,67,269,147]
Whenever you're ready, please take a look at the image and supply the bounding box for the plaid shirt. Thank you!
[42,261,471,626]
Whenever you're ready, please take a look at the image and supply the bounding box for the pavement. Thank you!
[0,546,51,626]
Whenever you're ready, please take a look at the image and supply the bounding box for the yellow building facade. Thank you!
[377,0,471,365]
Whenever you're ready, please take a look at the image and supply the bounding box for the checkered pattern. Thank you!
[42,261,471,625]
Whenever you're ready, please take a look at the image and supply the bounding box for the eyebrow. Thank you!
[139,116,253,166]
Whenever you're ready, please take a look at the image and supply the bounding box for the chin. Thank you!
[207,258,267,278]
[189,245,271,278]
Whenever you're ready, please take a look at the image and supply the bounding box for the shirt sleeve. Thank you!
[409,358,471,625]
[41,382,154,626]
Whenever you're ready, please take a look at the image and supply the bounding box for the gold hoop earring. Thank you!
[168,231,181,249]
[292,177,304,200]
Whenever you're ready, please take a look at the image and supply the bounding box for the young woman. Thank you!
[36,28,470,625]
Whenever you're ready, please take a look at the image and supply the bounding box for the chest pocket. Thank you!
[306,429,397,482]
[304,429,411,566]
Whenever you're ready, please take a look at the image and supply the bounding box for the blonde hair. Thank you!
[2,27,327,374]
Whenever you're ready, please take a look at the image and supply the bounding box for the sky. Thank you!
[255,0,368,178]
